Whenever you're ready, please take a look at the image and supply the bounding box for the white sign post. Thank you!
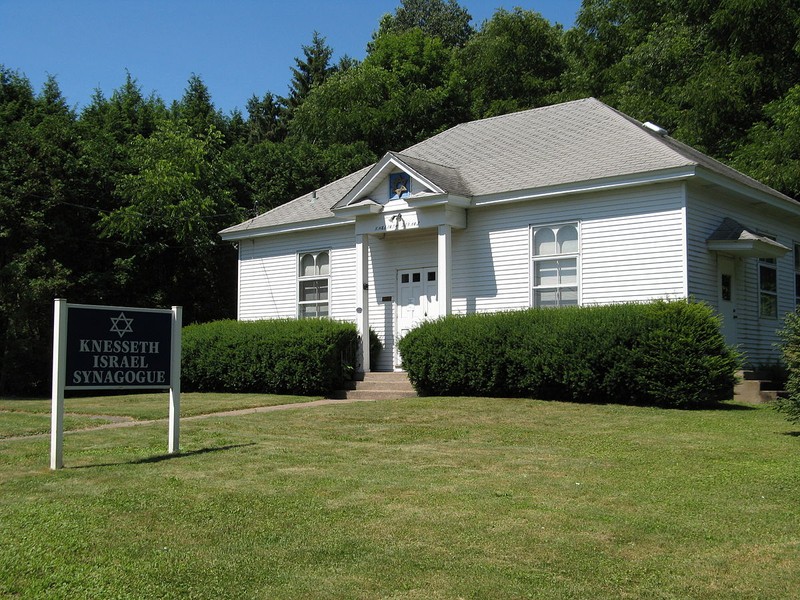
[51,299,68,470]
[168,306,182,454]
[50,300,182,470]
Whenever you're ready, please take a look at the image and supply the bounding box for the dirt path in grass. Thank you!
[0,397,376,442]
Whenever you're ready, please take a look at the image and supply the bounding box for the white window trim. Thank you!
[758,232,778,320]
[297,249,331,319]
[530,221,581,308]
[794,242,800,308]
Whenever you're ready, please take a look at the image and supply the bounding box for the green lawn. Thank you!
[0,391,320,427]
[1,395,798,599]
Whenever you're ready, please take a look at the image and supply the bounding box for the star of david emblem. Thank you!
[109,312,134,338]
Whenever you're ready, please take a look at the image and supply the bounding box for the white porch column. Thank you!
[438,224,452,316]
[355,233,370,375]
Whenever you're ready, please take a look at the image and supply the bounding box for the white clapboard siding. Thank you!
[238,226,356,322]
[450,182,687,312]
[686,183,799,365]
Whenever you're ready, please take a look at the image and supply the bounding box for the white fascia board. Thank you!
[406,194,472,209]
[472,166,697,207]
[333,200,383,218]
[707,239,790,259]
[694,166,800,218]
[219,217,354,241]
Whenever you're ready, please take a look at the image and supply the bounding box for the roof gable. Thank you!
[333,152,471,211]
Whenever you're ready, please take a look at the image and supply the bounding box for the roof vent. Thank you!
[643,121,669,136]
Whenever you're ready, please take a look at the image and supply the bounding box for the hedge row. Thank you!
[398,301,741,407]
[181,319,358,395]
[778,311,800,423]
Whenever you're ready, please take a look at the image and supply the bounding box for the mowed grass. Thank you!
[1,395,798,599]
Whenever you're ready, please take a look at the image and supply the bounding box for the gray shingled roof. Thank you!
[221,98,795,237]
[220,165,372,234]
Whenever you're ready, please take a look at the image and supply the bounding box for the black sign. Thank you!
[64,306,172,390]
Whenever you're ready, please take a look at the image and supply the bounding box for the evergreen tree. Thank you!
[0,69,77,394]
[283,31,335,113]
[173,74,225,137]
[246,92,287,143]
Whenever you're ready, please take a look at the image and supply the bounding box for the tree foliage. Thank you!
[0,70,75,393]
[457,8,566,117]
[374,0,474,48]
[292,29,468,154]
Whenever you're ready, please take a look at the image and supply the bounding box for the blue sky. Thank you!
[0,0,583,116]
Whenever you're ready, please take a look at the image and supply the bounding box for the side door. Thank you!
[717,255,737,347]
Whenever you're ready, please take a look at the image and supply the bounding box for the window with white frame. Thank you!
[794,243,800,307]
[532,223,579,308]
[759,254,778,318]
[298,250,330,318]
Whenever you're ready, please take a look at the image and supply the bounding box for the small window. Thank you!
[401,274,409,284]
[758,233,779,318]
[794,243,800,307]
[412,273,421,283]
[721,274,732,302]
[389,173,411,199]
[298,250,330,318]
[427,271,436,282]
[759,260,778,318]
[532,223,579,308]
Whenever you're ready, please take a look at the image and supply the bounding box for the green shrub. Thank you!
[369,328,383,370]
[777,311,800,423]
[182,319,358,395]
[399,300,740,408]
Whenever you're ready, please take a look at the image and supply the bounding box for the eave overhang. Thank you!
[332,198,383,218]
[472,166,697,207]
[706,239,790,258]
[694,166,800,219]
[706,217,790,259]
[219,217,354,241]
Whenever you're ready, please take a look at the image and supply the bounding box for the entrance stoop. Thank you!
[330,371,418,401]
[734,370,787,404]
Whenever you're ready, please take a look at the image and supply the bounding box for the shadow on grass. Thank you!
[783,431,800,437]
[71,443,257,469]
[699,401,760,411]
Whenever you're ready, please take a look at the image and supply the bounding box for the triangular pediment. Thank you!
[332,152,469,212]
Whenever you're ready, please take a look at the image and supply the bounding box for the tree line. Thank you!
[2,0,799,395]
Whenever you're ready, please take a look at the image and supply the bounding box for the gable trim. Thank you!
[335,152,453,210]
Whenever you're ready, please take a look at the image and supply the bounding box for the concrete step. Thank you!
[734,371,785,404]
[329,371,417,400]
[343,389,418,401]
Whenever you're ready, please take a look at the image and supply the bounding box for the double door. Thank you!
[395,267,438,368]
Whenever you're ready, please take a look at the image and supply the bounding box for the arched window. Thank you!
[298,250,330,318]
[531,223,580,308]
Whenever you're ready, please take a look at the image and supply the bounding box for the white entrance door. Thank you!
[395,267,438,368]
[718,255,737,346]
